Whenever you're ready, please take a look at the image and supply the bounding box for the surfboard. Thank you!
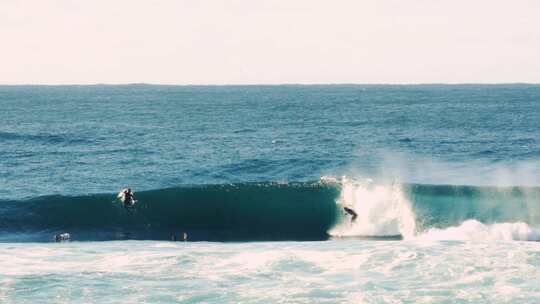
[117,189,127,202]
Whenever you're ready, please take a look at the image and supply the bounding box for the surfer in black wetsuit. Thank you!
[122,188,136,211]
[343,207,358,222]
[54,233,70,242]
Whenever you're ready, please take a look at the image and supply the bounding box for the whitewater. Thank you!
[1,84,539,303]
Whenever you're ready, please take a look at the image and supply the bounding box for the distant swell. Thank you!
[0,179,539,242]
[0,131,90,144]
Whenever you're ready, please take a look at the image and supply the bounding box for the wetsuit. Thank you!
[343,207,358,222]
[123,191,135,210]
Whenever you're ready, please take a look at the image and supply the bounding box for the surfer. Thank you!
[171,232,189,242]
[343,206,358,222]
[54,233,70,242]
[119,188,137,211]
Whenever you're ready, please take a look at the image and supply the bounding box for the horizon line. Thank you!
[1,82,539,87]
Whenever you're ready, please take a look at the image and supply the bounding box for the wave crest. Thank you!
[328,177,416,238]
[416,220,540,241]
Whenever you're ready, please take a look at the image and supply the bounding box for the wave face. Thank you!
[0,182,340,241]
[1,179,539,242]
[407,184,540,229]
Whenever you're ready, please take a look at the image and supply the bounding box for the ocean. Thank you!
[1,84,539,303]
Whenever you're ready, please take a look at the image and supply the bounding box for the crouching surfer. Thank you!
[343,206,358,222]
[118,188,137,211]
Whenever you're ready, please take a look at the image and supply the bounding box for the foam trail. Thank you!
[328,177,416,238]
[416,220,540,241]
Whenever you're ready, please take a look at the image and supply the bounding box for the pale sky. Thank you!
[1,0,539,84]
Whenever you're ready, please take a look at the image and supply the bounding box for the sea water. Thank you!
[1,84,539,303]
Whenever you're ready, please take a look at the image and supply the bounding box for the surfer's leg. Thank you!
[124,203,134,213]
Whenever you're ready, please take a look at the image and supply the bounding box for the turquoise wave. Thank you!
[0,181,538,242]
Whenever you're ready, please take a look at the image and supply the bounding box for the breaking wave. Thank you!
[0,178,539,242]
[416,220,540,241]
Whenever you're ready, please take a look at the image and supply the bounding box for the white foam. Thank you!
[1,240,539,303]
[328,177,416,238]
[416,219,540,241]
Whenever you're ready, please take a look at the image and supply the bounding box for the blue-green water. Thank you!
[1,85,539,303]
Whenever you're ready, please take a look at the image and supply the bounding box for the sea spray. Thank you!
[328,177,416,238]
